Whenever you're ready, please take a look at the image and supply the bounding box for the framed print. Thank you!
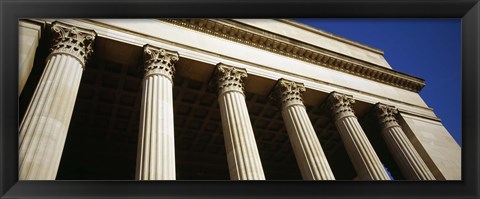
[1,0,479,198]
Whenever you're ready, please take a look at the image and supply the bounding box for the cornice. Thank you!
[276,19,384,55]
[162,19,425,93]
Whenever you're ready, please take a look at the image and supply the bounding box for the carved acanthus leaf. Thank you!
[50,22,96,67]
[375,103,400,129]
[143,45,179,81]
[271,79,306,108]
[327,92,356,120]
[215,64,248,95]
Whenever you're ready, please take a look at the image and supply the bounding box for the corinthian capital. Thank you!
[143,45,179,81]
[50,21,96,67]
[215,63,248,95]
[375,103,400,130]
[326,92,356,121]
[271,79,306,109]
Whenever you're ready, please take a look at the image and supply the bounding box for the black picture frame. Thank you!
[1,0,478,198]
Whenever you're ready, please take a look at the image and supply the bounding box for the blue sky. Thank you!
[295,19,461,146]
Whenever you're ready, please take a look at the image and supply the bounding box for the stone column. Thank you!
[272,79,335,180]
[326,92,390,180]
[375,103,435,180]
[135,45,179,180]
[19,21,43,96]
[19,22,96,180]
[215,63,265,180]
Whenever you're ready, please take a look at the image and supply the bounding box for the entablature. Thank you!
[162,19,425,93]
[28,19,437,121]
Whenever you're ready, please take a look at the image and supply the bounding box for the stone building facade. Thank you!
[18,19,460,180]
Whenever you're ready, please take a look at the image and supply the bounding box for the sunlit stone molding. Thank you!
[19,21,96,180]
[19,21,43,96]
[136,45,179,180]
[327,92,390,180]
[272,79,335,180]
[375,103,435,180]
[215,63,265,180]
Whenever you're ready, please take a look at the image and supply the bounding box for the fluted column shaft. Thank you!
[216,64,265,180]
[375,103,435,180]
[273,79,335,180]
[19,22,96,180]
[136,45,179,180]
[327,92,390,180]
